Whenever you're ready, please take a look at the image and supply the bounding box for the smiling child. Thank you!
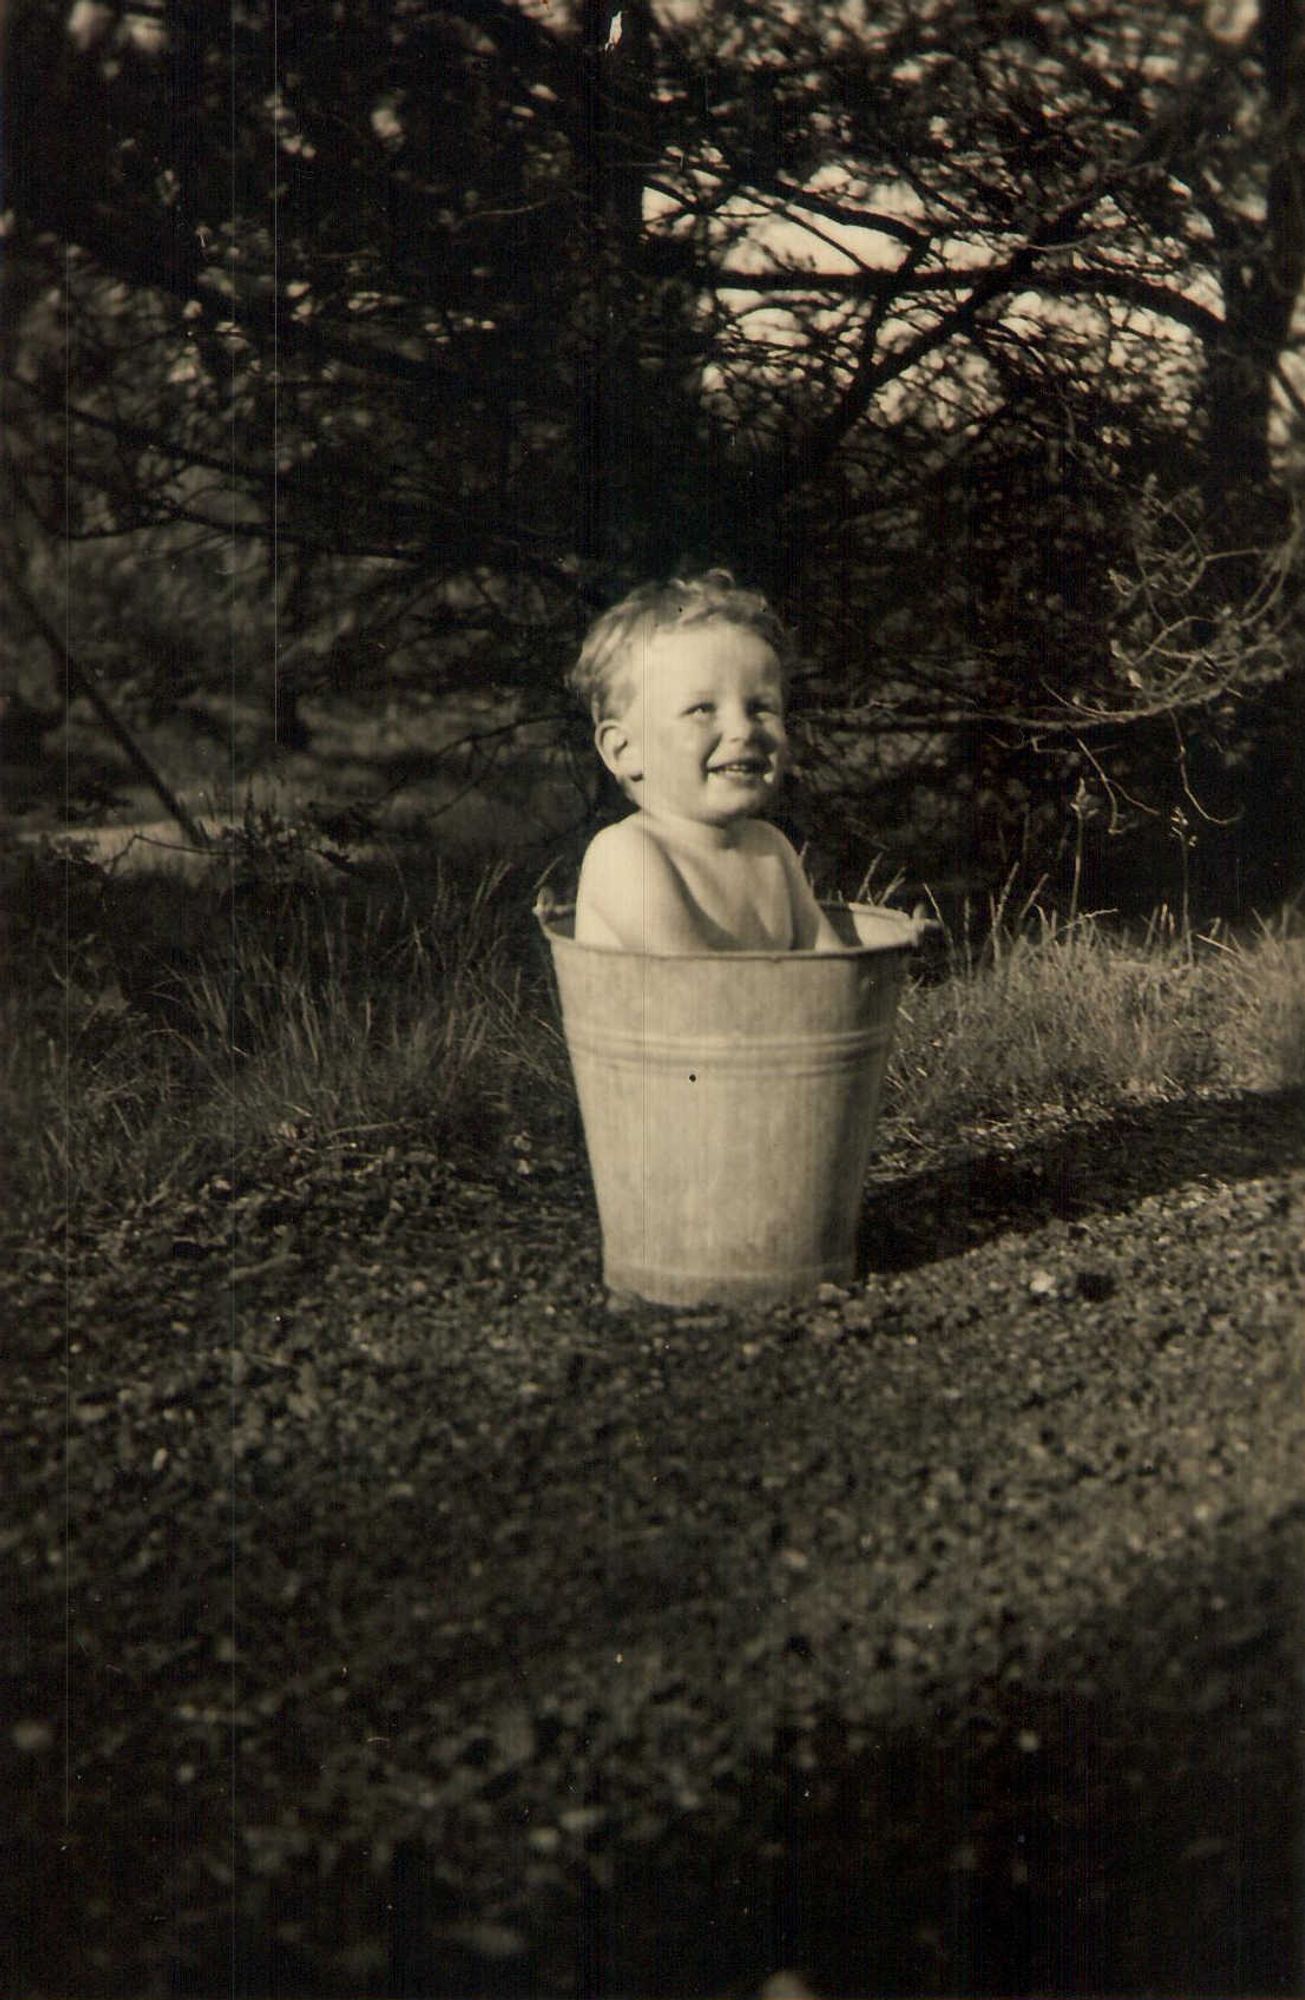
[567,571,845,954]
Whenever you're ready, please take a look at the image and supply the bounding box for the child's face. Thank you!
[598,620,788,829]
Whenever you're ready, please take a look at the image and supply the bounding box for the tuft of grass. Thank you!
[886,896,1305,1137]
[1193,906,1305,1094]
[0,840,569,1227]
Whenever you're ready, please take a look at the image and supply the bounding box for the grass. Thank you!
[0,837,570,1227]
[3,829,1302,1232]
[887,895,1305,1137]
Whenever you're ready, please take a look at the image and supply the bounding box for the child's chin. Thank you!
[708,773,774,804]
[706,799,762,827]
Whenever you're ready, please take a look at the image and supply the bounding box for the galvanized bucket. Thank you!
[536,902,923,1307]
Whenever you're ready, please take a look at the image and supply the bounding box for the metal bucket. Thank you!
[536,902,922,1306]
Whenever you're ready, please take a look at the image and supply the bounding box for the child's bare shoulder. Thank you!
[583,814,675,869]
[578,815,681,898]
[732,816,804,880]
[741,818,802,863]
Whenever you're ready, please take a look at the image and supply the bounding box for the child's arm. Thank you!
[575,820,720,954]
[768,826,846,952]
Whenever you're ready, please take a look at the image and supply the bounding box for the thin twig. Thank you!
[0,546,212,850]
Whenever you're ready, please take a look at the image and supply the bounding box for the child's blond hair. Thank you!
[568,570,792,721]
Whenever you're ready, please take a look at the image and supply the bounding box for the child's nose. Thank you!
[723,705,761,742]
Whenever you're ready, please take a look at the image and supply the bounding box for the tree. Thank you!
[4,0,1304,905]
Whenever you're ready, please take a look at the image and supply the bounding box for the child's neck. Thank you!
[639,806,750,852]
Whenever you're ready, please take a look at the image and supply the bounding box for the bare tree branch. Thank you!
[0,544,213,849]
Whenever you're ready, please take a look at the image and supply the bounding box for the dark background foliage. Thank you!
[4,0,1305,911]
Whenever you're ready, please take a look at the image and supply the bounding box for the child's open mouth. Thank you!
[709,760,769,780]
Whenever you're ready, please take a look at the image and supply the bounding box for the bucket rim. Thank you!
[533,898,928,958]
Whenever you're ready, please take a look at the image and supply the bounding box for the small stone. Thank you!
[462,1923,527,1960]
[758,1974,818,2000]
[495,1707,535,1766]
[1028,1269,1057,1297]
[12,1720,54,1754]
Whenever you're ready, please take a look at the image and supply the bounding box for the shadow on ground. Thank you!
[155,1518,1303,2000]
[860,1088,1305,1275]
[557,1541,1302,2000]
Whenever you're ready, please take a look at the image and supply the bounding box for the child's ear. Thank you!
[595,717,642,783]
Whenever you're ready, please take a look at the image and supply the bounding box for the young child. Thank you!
[567,571,846,953]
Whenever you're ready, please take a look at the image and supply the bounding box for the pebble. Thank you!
[12,1720,54,1754]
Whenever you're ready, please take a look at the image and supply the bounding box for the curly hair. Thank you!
[567,570,793,721]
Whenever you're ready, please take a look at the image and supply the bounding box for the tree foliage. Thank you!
[4,0,1305,902]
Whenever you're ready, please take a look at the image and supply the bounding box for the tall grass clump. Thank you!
[0,833,568,1227]
[1196,907,1305,1092]
[886,893,1305,1143]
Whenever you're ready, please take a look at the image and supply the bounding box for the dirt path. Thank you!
[4,1089,1305,1996]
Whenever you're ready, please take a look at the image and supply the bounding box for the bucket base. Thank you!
[604,1255,855,1310]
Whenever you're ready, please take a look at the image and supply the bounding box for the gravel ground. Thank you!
[3,1086,1304,1998]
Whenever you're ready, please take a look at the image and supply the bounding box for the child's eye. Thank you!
[685,702,715,716]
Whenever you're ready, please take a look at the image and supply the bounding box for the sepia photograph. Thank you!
[3,0,1304,1994]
